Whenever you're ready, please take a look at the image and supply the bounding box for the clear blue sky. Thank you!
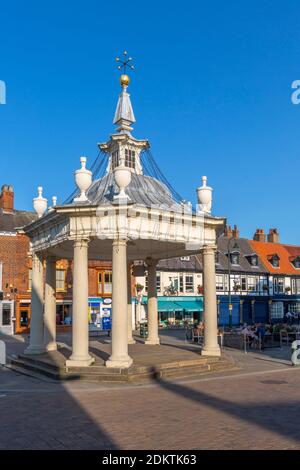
[0,0,299,243]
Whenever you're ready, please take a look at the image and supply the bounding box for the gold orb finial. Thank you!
[120,74,130,87]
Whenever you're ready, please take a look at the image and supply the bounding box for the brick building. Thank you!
[0,185,36,334]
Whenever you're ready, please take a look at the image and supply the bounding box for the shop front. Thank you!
[15,297,31,334]
[88,297,112,330]
[56,300,73,332]
[142,296,203,327]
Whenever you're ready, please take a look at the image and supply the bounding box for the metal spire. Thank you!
[113,51,136,133]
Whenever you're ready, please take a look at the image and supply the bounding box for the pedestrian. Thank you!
[286,310,294,325]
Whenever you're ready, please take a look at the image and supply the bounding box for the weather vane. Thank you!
[116,51,134,75]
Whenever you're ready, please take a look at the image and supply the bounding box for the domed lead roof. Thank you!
[84,172,182,209]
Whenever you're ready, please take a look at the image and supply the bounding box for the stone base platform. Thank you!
[9,336,236,383]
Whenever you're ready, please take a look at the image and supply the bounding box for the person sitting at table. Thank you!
[241,324,256,347]
[255,323,266,349]
[193,322,204,342]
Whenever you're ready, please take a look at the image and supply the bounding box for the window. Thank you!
[247,276,255,292]
[98,272,103,294]
[271,302,284,319]
[216,274,224,291]
[241,276,247,291]
[250,255,258,267]
[98,271,112,295]
[2,303,11,326]
[156,273,161,292]
[180,256,190,262]
[257,276,268,293]
[290,302,300,314]
[104,272,112,293]
[292,278,300,294]
[185,275,194,293]
[269,254,280,268]
[231,275,241,292]
[273,277,284,294]
[230,252,240,265]
[125,148,135,169]
[179,275,184,293]
[112,150,119,170]
[291,257,300,269]
[56,270,66,291]
[215,252,220,264]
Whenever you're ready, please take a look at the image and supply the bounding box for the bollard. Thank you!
[0,341,6,365]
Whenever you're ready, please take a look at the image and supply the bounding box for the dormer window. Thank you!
[291,256,300,269]
[268,254,280,268]
[215,251,220,264]
[125,148,136,169]
[230,251,240,265]
[250,255,258,267]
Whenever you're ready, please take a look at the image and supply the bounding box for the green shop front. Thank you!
[142,296,204,327]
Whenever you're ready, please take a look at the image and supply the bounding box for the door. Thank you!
[17,304,30,333]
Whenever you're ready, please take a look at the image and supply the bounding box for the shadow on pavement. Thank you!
[0,330,118,450]
[152,367,300,446]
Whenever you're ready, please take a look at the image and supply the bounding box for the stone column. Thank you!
[24,252,45,355]
[127,261,135,344]
[145,258,160,345]
[202,245,221,357]
[106,239,133,368]
[44,255,57,351]
[66,239,94,367]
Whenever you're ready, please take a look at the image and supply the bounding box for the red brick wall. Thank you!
[0,232,114,301]
[0,233,31,299]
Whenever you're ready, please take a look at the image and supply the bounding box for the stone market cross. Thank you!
[22,63,225,369]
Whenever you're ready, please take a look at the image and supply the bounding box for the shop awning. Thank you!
[173,300,203,312]
[158,300,183,312]
[142,296,203,313]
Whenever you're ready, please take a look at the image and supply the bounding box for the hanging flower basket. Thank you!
[135,283,144,293]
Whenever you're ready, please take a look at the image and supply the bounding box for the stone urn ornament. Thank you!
[74,156,92,202]
[48,196,57,213]
[197,176,212,213]
[113,160,131,202]
[33,186,48,218]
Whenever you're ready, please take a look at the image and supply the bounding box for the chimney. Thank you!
[224,225,233,238]
[0,185,14,213]
[267,228,279,243]
[253,228,266,242]
[232,224,239,239]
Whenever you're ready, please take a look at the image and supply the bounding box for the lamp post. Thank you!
[227,237,239,328]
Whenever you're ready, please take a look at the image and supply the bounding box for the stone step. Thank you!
[16,354,62,371]
[5,363,58,383]
[10,358,66,380]
[9,358,129,383]
[9,354,236,383]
